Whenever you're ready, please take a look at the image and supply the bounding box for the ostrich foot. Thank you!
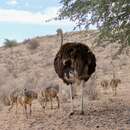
[80,111,84,115]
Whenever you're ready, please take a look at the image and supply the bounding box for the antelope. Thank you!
[8,88,22,114]
[100,80,109,94]
[8,88,38,118]
[39,86,60,109]
[110,78,121,96]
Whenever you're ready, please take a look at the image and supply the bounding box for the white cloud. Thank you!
[0,8,45,24]
[0,7,75,27]
[7,0,18,5]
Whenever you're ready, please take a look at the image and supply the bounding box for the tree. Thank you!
[58,0,130,49]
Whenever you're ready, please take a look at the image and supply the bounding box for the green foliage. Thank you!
[4,39,18,48]
[58,0,130,46]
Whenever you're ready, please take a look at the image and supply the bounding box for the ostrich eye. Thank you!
[63,59,72,66]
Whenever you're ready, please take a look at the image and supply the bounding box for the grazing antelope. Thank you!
[17,88,38,118]
[100,80,109,94]
[110,78,121,96]
[8,88,38,118]
[8,88,22,114]
[39,86,60,109]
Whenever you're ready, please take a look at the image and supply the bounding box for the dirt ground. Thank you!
[0,93,130,130]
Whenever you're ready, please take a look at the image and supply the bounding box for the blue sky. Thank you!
[0,0,78,45]
[0,0,97,46]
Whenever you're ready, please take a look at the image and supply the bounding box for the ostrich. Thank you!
[54,29,96,115]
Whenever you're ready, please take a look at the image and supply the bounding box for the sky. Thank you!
[0,0,78,45]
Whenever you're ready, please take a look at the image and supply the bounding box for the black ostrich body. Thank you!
[54,42,96,85]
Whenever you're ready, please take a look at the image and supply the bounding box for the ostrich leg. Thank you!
[69,84,74,115]
[80,80,85,115]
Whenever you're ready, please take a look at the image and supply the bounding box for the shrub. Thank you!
[4,39,18,48]
[0,93,10,106]
[23,38,31,44]
[86,86,98,100]
[27,39,39,50]
[85,77,99,100]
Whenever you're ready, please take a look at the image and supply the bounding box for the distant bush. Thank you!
[0,93,10,106]
[23,38,31,44]
[4,39,18,48]
[87,87,98,100]
[27,39,39,50]
[85,76,99,100]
